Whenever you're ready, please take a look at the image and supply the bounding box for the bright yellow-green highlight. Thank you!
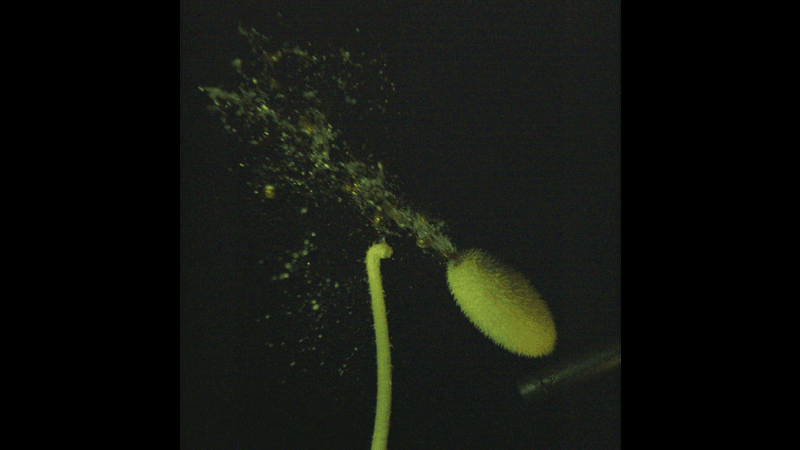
[446,249,556,357]
[366,242,393,450]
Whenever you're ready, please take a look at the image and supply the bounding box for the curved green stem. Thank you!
[366,242,393,450]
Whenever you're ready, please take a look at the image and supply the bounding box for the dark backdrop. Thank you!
[181,1,620,449]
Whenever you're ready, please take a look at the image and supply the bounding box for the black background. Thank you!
[181,1,620,449]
